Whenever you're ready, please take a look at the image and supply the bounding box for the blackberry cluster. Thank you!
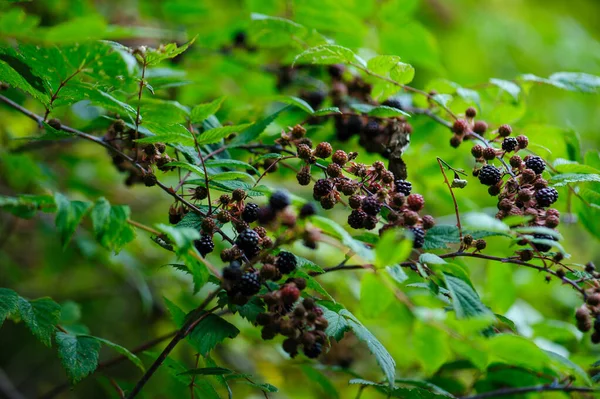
[104,119,174,186]
[575,275,600,345]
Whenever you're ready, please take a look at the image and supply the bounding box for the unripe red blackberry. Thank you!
[320,195,336,209]
[348,195,362,209]
[516,135,529,149]
[473,121,488,134]
[471,145,484,158]
[361,196,382,216]
[364,216,378,230]
[313,178,334,198]
[421,215,435,229]
[517,189,532,202]
[407,194,425,211]
[483,147,497,161]
[348,209,367,229]
[339,180,358,196]
[238,272,261,296]
[299,203,317,218]
[588,294,600,306]
[144,173,157,187]
[525,156,545,175]
[332,150,348,166]
[475,239,487,250]
[391,193,406,207]
[276,251,297,274]
[452,119,469,134]
[546,208,560,218]
[280,284,301,306]
[519,249,533,261]
[450,135,462,148]
[465,107,477,118]
[410,227,425,248]
[326,163,342,177]
[232,188,246,202]
[510,155,523,168]
[502,137,518,152]
[498,124,512,137]
[372,161,386,171]
[535,187,558,207]
[381,170,394,184]
[270,190,291,211]
[296,144,312,160]
[314,142,333,158]
[478,165,502,186]
[403,210,419,226]
[394,180,412,196]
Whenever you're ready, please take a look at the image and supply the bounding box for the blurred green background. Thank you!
[1,0,599,398]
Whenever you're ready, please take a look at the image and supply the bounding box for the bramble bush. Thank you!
[1,1,600,398]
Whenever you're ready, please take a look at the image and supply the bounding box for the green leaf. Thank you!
[249,13,327,48]
[313,107,342,116]
[443,273,492,319]
[375,229,412,268]
[310,215,373,262]
[195,123,253,145]
[550,173,600,186]
[165,161,206,177]
[424,225,506,250]
[386,265,409,284]
[135,128,195,147]
[190,97,225,123]
[0,288,18,327]
[164,297,187,327]
[553,159,600,174]
[300,365,339,399]
[204,159,260,175]
[293,44,366,68]
[17,296,61,347]
[210,171,256,182]
[56,332,100,384]
[350,103,410,118]
[360,273,394,318]
[90,198,136,253]
[513,226,562,240]
[273,96,314,114]
[85,336,145,372]
[489,78,521,101]
[0,194,56,219]
[188,313,240,357]
[548,72,600,93]
[367,55,415,85]
[229,106,291,147]
[0,48,51,104]
[179,367,233,376]
[156,223,200,254]
[145,36,197,66]
[462,212,510,234]
[487,334,550,371]
[419,253,447,265]
[319,302,350,341]
[54,193,93,249]
[413,322,450,375]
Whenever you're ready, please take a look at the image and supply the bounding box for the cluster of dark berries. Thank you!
[257,292,329,359]
[575,268,600,345]
[104,119,174,186]
[459,235,488,252]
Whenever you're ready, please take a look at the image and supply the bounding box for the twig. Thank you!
[437,157,463,240]
[133,57,148,161]
[43,66,86,120]
[190,122,212,213]
[460,384,597,399]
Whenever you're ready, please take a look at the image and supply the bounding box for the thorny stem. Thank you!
[437,157,463,240]
[190,121,213,213]
[43,67,85,121]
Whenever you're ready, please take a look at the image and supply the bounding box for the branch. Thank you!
[460,384,597,399]
[437,157,463,240]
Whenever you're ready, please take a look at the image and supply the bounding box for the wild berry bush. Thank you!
[1,1,600,398]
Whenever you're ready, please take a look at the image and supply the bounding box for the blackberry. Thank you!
[303,342,323,358]
[364,120,380,136]
[328,64,345,79]
[239,272,261,296]
[471,145,484,158]
[223,260,242,281]
[299,203,317,218]
[236,229,260,255]
[394,179,412,196]
[194,234,214,257]
[242,203,260,223]
[144,174,157,187]
[483,147,496,160]
[313,178,334,198]
[478,165,502,186]
[361,196,382,216]
[363,216,378,230]
[525,156,545,175]
[332,150,349,166]
[296,166,312,186]
[516,135,529,149]
[410,227,425,249]
[473,121,488,134]
[535,187,558,207]
[314,142,333,159]
[531,233,555,252]
[407,194,425,211]
[276,251,297,274]
[465,107,477,118]
[303,91,326,110]
[502,137,518,152]
[498,124,512,137]
[382,98,403,109]
[452,119,469,134]
[348,209,367,229]
[269,191,290,211]
[320,196,336,209]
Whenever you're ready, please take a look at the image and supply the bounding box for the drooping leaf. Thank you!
[489,78,521,101]
[293,44,367,68]
[443,273,492,319]
[90,198,136,253]
[145,36,197,66]
[273,96,314,114]
[17,296,61,347]
[360,273,394,318]
[375,229,412,268]
[54,193,93,249]
[229,106,291,147]
[56,332,100,384]
[196,123,253,145]
[550,173,600,186]
[187,313,240,357]
[190,97,225,123]
[0,288,18,327]
[88,336,145,372]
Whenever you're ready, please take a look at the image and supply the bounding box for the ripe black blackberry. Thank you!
[394,179,412,196]
[223,260,242,281]
[364,120,380,136]
[242,203,260,222]
[531,233,555,252]
[269,191,290,211]
[502,137,518,152]
[410,227,425,249]
[382,98,403,110]
[313,178,334,198]
[361,196,382,216]
[276,251,297,274]
[535,187,559,207]
[478,165,502,186]
[303,342,322,358]
[235,229,260,255]
[348,209,367,229]
[525,156,545,175]
[238,272,261,296]
[299,203,317,218]
[194,234,214,257]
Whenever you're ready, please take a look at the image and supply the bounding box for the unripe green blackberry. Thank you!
[498,124,512,137]
[407,194,425,211]
[232,188,246,202]
[348,209,367,229]
[217,210,231,223]
[144,173,157,187]
[465,107,477,118]
[471,145,484,158]
[276,251,297,274]
[483,147,497,160]
[326,163,342,177]
[348,195,362,209]
[516,135,529,149]
[296,144,312,160]
[478,165,502,186]
[314,142,333,158]
[320,195,336,209]
[502,137,518,152]
[219,194,231,205]
[332,150,348,166]
[473,121,488,134]
[452,119,469,134]
[525,156,545,175]
[475,239,487,250]
[510,155,523,168]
